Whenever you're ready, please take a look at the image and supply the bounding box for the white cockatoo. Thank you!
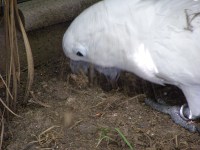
[63,0,200,132]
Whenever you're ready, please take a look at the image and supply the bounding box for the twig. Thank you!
[184,9,200,31]
[21,141,38,150]
[0,114,4,149]
[38,126,60,138]
[70,120,83,130]
[0,74,13,99]
[0,98,21,118]
[29,91,51,108]
[184,9,193,31]
[90,100,107,109]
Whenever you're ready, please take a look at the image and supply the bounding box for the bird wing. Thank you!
[146,0,200,85]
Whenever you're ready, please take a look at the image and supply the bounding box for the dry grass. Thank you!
[21,125,62,150]
[0,0,34,148]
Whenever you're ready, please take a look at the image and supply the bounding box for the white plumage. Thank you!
[63,0,200,121]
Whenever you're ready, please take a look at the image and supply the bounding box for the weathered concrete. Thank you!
[18,0,100,31]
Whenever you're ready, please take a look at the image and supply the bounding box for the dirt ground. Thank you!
[4,59,200,150]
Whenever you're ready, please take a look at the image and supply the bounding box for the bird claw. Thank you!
[145,98,200,133]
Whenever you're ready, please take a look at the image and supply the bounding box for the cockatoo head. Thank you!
[62,2,121,81]
[62,25,89,62]
[62,2,125,67]
[62,3,100,63]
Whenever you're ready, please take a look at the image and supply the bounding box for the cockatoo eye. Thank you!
[73,45,87,57]
[76,51,84,57]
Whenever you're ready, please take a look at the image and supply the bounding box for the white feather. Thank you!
[63,0,200,118]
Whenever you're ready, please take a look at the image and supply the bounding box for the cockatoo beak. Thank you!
[70,60,121,82]
[70,60,90,74]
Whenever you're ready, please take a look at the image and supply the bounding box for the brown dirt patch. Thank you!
[4,59,200,150]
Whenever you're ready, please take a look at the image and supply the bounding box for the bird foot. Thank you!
[145,98,200,133]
